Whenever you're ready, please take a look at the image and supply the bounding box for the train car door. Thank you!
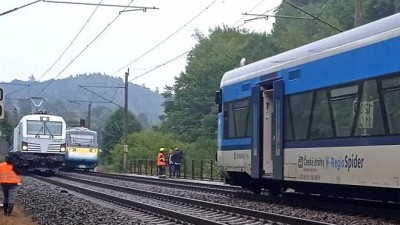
[272,80,284,180]
[251,79,284,180]
[262,89,274,177]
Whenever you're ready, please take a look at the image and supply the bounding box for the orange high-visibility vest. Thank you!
[157,152,166,166]
[0,162,21,184]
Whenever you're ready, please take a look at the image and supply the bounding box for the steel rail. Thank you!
[32,175,224,225]
[59,174,332,225]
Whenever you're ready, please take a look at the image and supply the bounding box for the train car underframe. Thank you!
[10,152,65,173]
[225,170,400,202]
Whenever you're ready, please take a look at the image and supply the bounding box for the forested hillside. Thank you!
[3,73,163,127]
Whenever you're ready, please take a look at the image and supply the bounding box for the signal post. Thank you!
[0,86,4,120]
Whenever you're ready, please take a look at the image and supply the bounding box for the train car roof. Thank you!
[66,127,97,133]
[19,114,66,123]
[220,13,400,88]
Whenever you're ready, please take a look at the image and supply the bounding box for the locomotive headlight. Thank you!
[22,142,28,151]
[60,144,66,152]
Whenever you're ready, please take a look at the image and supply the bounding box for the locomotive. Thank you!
[10,110,66,174]
[63,126,99,172]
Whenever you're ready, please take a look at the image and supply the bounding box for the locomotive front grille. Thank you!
[27,143,41,152]
[26,142,62,152]
[48,144,61,152]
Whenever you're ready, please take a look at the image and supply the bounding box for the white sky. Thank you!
[0,0,282,91]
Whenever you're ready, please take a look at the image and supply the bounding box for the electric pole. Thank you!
[68,100,109,128]
[87,102,92,129]
[123,69,129,173]
[355,0,364,27]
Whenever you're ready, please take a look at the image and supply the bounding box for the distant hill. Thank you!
[2,73,164,125]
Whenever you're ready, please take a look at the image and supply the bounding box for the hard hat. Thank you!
[159,147,165,151]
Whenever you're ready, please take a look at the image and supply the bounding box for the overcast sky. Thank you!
[1,0,282,91]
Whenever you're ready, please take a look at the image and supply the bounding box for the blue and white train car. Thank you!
[10,112,67,173]
[217,13,400,199]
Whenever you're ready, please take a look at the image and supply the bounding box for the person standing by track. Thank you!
[0,154,22,216]
[168,149,175,178]
[173,148,183,178]
[156,148,167,178]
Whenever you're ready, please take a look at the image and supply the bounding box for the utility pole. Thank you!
[87,102,92,129]
[123,69,129,173]
[355,0,364,27]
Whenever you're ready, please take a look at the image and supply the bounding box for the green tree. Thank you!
[365,0,400,22]
[161,26,274,142]
[0,111,14,141]
[101,108,142,162]
[110,130,182,171]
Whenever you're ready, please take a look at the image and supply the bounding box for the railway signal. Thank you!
[0,87,4,120]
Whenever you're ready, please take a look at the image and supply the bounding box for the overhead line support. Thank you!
[44,0,158,10]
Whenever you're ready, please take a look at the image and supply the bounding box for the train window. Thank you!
[46,122,63,136]
[354,80,385,136]
[289,92,313,140]
[382,75,400,134]
[223,99,252,139]
[330,85,359,137]
[331,85,358,98]
[284,98,293,141]
[382,76,400,89]
[309,90,333,139]
[27,121,44,135]
[69,133,96,147]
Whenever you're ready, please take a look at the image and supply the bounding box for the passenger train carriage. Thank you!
[10,112,66,173]
[64,127,99,171]
[216,13,400,199]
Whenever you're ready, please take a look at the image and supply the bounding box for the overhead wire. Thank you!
[237,5,279,28]
[129,51,188,82]
[36,0,135,96]
[37,0,104,82]
[231,0,266,27]
[0,0,41,17]
[111,0,219,76]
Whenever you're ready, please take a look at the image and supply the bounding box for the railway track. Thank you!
[33,174,331,225]
[70,172,400,223]
[76,171,244,195]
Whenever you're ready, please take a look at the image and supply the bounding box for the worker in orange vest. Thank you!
[157,148,166,178]
[0,154,22,216]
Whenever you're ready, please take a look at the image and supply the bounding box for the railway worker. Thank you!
[168,149,175,178]
[157,148,167,178]
[0,154,22,216]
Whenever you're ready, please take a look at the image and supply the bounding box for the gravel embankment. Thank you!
[17,177,153,225]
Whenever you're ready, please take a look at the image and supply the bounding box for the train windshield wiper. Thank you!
[45,125,54,138]
[35,127,44,138]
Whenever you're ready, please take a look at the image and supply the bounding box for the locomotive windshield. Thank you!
[27,120,63,136]
[67,132,97,147]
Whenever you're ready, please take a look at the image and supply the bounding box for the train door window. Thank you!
[284,98,294,141]
[309,90,333,139]
[330,85,358,137]
[289,92,313,140]
[382,75,400,134]
[354,79,385,136]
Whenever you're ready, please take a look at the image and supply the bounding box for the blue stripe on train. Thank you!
[220,135,400,151]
